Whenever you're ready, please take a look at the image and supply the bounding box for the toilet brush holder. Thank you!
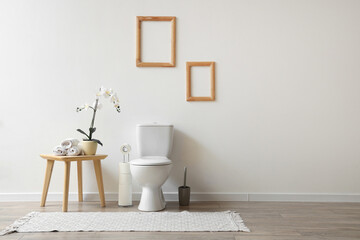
[178,186,190,206]
[178,167,190,206]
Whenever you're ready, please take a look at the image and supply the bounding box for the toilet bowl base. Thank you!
[138,187,166,211]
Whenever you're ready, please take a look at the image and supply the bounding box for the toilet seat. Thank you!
[130,157,172,166]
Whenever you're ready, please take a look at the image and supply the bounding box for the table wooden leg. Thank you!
[77,161,83,202]
[40,160,55,207]
[93,160,105,207]
[63,161,71,212]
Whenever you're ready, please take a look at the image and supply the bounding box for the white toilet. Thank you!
[130,123,174,211]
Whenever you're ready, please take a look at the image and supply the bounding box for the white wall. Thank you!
[1,0,360,199]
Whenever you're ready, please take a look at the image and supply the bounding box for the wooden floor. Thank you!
[1,201,360,239]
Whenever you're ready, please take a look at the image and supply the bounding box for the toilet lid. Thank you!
[130,157,172,166]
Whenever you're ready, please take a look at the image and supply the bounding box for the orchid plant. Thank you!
[76,87,121,146]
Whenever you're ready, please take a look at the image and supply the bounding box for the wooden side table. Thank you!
[40,154,107,212]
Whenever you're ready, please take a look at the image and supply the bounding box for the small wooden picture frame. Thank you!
[136,16,176,67]
[186,62,216,101]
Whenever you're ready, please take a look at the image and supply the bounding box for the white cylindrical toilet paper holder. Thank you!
[118,162,132,207]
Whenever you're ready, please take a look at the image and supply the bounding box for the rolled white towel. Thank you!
[53,145,67,156]
[66,145,83,156]
[61,138,80,149]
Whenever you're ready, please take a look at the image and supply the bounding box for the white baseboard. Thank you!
[1,192,360,202]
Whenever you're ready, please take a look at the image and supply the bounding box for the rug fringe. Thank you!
[227,211,250,232]
[0,211,38,236]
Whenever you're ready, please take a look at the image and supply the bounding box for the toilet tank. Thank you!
[137,123,174,157]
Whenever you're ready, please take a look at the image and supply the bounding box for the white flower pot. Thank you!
[82,141,98,155]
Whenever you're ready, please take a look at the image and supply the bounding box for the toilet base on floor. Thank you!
[130,163,172,212]
[138,187,166,211]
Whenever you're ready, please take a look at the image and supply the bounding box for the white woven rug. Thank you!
[0,211,249,235]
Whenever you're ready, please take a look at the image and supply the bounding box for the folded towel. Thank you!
[53,146,67,156]
[67,145,83,156]
[61,138,80,149]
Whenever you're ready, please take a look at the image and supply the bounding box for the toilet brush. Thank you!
[183,167,187,187]
[178,167,190,206]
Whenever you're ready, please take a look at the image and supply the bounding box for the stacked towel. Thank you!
[53,138,82,156]
[67,146,83,156]
[53,146,67,156]
[61,138,80,149]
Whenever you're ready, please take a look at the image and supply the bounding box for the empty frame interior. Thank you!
[186,62,215,101]
[136,16,176,67]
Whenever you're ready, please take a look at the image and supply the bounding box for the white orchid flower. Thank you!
[114,103,121,113]
[96,86,113,98]
[92,101,102,110]
[104,88,113,98]
[110,93,119,104]
[84,103,90,111]
[76,104,88,112]
[97,86,106,97]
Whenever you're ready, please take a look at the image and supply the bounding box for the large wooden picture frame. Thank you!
[136,16,176,67]
[186,62,216,101]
